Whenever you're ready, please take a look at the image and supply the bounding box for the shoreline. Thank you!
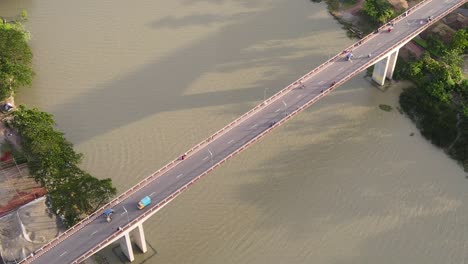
[322,0,468,172]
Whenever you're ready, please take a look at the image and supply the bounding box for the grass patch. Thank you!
[379,104,392,112]
[93,255,109,264]
[341,0,358,9]
[412,37,428,49]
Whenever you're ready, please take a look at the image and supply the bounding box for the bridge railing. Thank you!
[20,0,455,262]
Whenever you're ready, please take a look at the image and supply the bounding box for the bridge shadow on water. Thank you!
[50,0,347,144]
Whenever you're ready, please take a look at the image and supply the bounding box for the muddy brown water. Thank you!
[1,0,467,263]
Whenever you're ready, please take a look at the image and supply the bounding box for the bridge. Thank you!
[20,0,466,263]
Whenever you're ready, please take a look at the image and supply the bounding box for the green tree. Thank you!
[363,0,394,24]
[451,29,467,53]
[9,106,82,186]
[50,172,116,226]
[426,35,447,56]
[400,31,468,172]
[0,22,33,99]
[9,105,117,227]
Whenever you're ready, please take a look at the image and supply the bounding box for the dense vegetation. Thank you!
[397,29,468,171]
[0,13,33,100]
[362,0,395,24]
[0,12,116,227]
[312,1,468,171]
[8,106,117,227]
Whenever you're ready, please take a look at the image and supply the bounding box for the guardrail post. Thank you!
[131,223,147,253]
[119,232,135,262]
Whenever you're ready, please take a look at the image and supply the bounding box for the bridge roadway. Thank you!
[25,0,466,263]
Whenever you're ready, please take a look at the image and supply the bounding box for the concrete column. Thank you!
[372,48,400,86]
[119,232,135,262]
[372,56,390,86]
[386,49,399,80]
[131,223,148,253]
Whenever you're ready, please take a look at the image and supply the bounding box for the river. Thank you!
[1,0,468,263]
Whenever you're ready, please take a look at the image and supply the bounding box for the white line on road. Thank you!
[150,192,156,196]
[251,124,258,128]
[275,108,281,112]
[91,231,98,236]
[203,156,209,161]
[228,139,234,144]
[296,94,303,99]
[377,42,382,46]
[318,81,324,85]
[60,252,67,257]
[338,67,344,71]
[121,212,126,216]
[176,174,183,178]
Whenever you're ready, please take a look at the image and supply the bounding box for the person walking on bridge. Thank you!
[298,80,305,89]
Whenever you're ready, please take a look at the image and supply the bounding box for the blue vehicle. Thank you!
[137,196,151,210]
[103,208,114,222]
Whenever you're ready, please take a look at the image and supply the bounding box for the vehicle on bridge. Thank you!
[137,196,151,209]
[103,208,114,222]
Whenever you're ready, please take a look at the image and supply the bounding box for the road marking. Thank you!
[91,231,98,236]
[176,173,183,178]
[296,94,303,99]
[318,81,324,85]
[60,252,67,257]
[275,108,281,112]
[338,67,344,71]
[251,124,258,129]
[121,212,126,216]
[228,139,234,144]
[377,42,381,46]
[203,156,209,161]
[394,30,399,34]
[150,192,156,196]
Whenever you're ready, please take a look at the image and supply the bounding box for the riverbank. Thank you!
[325,0,413,38]
[0,101,47,218]
[321,0,468,172]
[0,12,116,263]
[0,197,63,263]
[0,17,53,263]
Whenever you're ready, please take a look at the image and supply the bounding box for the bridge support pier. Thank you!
[132,223,148,253]
[372,48,399,86]
[119,232,135,262]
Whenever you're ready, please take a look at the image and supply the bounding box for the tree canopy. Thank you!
[0,21,33,99]
[398,29,468,171]
[363,0,394,24]
[9,106,116,226]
